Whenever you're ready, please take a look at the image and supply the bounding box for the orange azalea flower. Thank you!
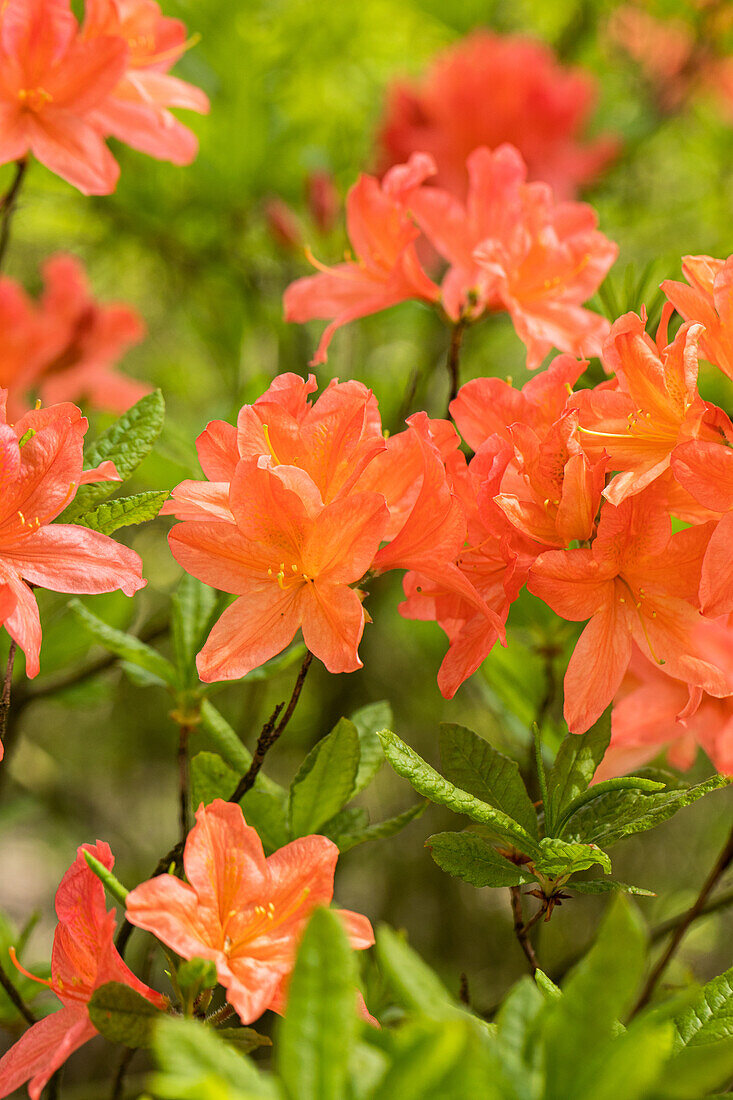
[377,30,618,200]
[572,309,720,506]
[0,254,147,420]
[0,842,165,1100]
[81,0,209,167]
[126,800,373,1025]
[410,146,616,367]
[528,488,732,734]
[0,391,145,688]
[0,0,127,193]
[168,457,388,681]
[673,439,733,617]
[283,153,440,364]
[662,254,733,381]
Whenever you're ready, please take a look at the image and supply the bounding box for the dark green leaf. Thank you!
[71,490,168,535]
[191,751,238,808]
[379,731,542,857]
[277,908,357,1100]
[172,574,218,683]
[570,879,655,897]
[240,788,291,853]
[289,719,360,837]
[427,831,536,888]
[556,776,665,836]
[439,724,538,838]
[88,981,164,1048]
[375,925,467,1022]
[217,1027,272,1054]
[350,700,391,794]
[198,702,285,798]
[333,801,426,853]
[545,707,611,835]
[69,599,177,686]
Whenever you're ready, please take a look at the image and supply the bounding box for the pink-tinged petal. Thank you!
[196,588,304,683]
[564,599,633,733]
[299,581,366,674]
[183,801,268,925]
[0,418,82,529]
[0,104,29,165]
[0,1006,94,1100]
[1,571,41,676]
[335,909,375,950]
[528,548,611,620]
[47,36,128,111]
[26,111,119,195]
[161,482,233,522]
[90,97,200,166]
[266,836,338,920]
[302,493,387,583]
[78,460,120,485]
[672,440,733,512]
[197,420,239,481]
[168,522,272,594]
[2,524,145,597]
[700,512,733,617]
[634,595,733,696]
[450,377,526,450]
[126,873,220,960]
[221,955,285,1026]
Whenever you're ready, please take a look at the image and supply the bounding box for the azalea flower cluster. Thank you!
[0,0,209,195]
[0,801,372,1100]
[0,253,148,418]
[284,144,618,368]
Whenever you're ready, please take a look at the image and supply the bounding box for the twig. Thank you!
[509,886,539,974]
[111,1046,136,1100]
[0,640,16,755]
[228,650,313,803]
[445,318,467,413]
[0,955,36,1026]
[458,972,470,1006]
[0,159,27,271]
[633,820,733,1014]
[177,724,192,843]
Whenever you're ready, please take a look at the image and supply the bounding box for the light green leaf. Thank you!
[63,390,166,517]
[369,1022,480,1100]
[152,1016,275,1099]
[379,731,542,857]
[88,981,164,1048]
[289,719,360,837]
[350,700,391,794]
[534,837,612,877]
[82,850,129,904]
[69,598,177,686]
[277,908,357,1100]
[535,970,561,1000]
[673,966,733,1049]
[375,925,466,1022]
[570,879,655,897]
[332,801,427,853]
[656,1036,733,1098]
[545,707,612,835]
[439,724,538,838]
[71,490,168,536]
[427,831,537,888]
[191,751,239,808]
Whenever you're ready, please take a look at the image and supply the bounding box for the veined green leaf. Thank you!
[673,966,733,1049]
[545,708,611,836]
[534,837,612,877]
[379,731,542,857]
[69,598,177,686]
[439,724,538,838]
[556,776,665,837]
[427,831,537,888]
[71,490,168,535]
[289,718,360,837]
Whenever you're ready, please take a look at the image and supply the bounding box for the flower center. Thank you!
[17,87,54,112]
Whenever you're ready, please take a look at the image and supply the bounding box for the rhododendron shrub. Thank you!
[2,7,733,1100]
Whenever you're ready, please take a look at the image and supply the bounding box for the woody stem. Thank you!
[0,641,17,756]
[229,650,313,803]
[445,318,467,413]
[0,159,28,272]
[633,819,733,1015]
[177,723,192,843]
[510,886,539,974]
[0,954,36,1026]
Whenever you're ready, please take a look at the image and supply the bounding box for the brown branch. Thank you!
[110,1046,136,1100]
[177,724,192,843]
[445,318,467,413]
[0,641,16,755]
[0,159,27,271]
[0,955,36,1027]
[510,886,539,974]
[633,820,733,1014]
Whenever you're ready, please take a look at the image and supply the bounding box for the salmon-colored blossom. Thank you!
[0,842,165,1100]
[409,145,616,367]
[377,30,618,200]
[81,0,209,166]
[0,0,127,193]
[126,800,373,1025]
[673,439,733,617]
[572,309,722,505]
[662,254,733,380]
[0,391,145,689]
[283,154,440,364]
[528,488,732,733]
[0,254,148,420]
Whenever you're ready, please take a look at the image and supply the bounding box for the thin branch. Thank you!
[509,886,539,974]
[633,820,733,1014]
[228,650,313,804]
[110,1046,136,1100]
[0,955,36,1026]
[177,723,192,843]
[445,318,467,413]
[0,159,27,271]
[0,640,16,754]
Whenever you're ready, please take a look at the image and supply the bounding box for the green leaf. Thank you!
[332,801,427,853]
[535,969,561,1000]
[427,832,537,888]
[350,700,391,794]
[62,391,166,518]
[216,1028,272,1055]
[152,1016,274,1099]
[375,925,468,1022]
[191,751,239,808]
[545,706,611,835]
[570,879,655,897]
[657,1036,733,1098]
[177,958,218,1000]
[562,774,730,848]
[69,598,177,687]
[277,908,357,1100]
[534,837,612,877]
[71,490,169,535]
[379,731,542,857]
[673,966,733,1049]
[88,981,164,1048]
[172,574,218,684]
[439,724,538,838]
[495,975,544,1056]
[240,788,291,853]
[289,718,360,837]
[82,850,129,904]
[369,1021,481,1100]
[555,776,666,837]
[198,703,285,799]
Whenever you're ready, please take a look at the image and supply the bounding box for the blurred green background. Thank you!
[1,0,732,1093]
